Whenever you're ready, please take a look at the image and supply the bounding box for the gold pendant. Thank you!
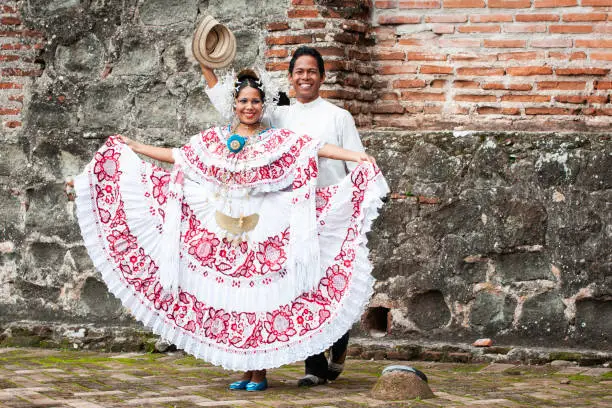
[215,211,259,237]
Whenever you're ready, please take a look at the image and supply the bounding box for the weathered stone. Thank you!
[518,292,568,342]
[80,277,124,321]
[407,291,450,331]
[78,84,132,131]
[496,253,553,284]
[55,33,105,78]
[112,38,160,77]
[185,88,224,133]
[574,299,611,346]
[25,183,80,242]
[135,85,180,128]
[139,0,198,26]
[471,291,516,335]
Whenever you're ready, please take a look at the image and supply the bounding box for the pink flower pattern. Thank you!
[85,133,380,354]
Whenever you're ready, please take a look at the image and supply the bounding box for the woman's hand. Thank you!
[200,64,218,88]
[351,151,377,165]
[118,135,142,153]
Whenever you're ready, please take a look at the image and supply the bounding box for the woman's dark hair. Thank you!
[288,46,325,76]
[234,69,265,101]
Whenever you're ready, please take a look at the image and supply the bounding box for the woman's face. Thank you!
[235,86,263,126]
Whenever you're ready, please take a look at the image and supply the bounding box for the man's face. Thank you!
[288,55,325,104]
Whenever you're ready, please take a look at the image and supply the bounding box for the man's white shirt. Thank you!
[206,83,365,187]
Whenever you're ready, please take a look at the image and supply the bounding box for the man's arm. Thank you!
[339,111,366,171]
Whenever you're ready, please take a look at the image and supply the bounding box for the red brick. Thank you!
[8,95,23,102]
[570,51,587,60]
[534,0,577,6]
[489,0,531,7]
[443,0,485,6]
[379,92,399,100]
[351,50,372,62]
[400,91,446,101]
[393,79,427,88]
[525,107,577,115]
[455,94,497,102]
[1,17,21,25]
[377,65,419,74]
[265,49,288,58]
[477,107,521,115]
[470,14,513,22]
[399,0,441,8]
[316,47,345,57]
[482,82,533,90]
[1,68,43,77]
[372,103,405,113]
[287,9,319,18]
[374,50,406,60]
[592,53,612,61]
[433,24,455,33]
[458,24,500,32]
[265,35,312,45]
[507,66,553,75]
[407,52,447,61]
[497,51,543,60]
[398,38,425,46]
[575,39,612,48]
[420,65,453,74]
[516,13,559,21]
[537,81,586,89]
[266,22,289,31]
[319,89,357,99]
[305,21,326,29]
[550,24,593,33]
[265,62,290,71]
[484,39,527,47]
[438,38,481,47]
[341,21,369,33]
[376,0,399,7]
[555,95,609,104]
[594,81,612,89]
[292,0,314,4]
[556,67,609,75]
[531,38,572,47]
[562,13,607,21]
[1,5,18,13]
[583,108,612,115]
[450,53,497,62]
[582,0,612,5]
[454,80,480,88]
[3,120,22,128]
[457,67,505,75]
[333,32,360,44]
[503,24,547,32]
[378,14,421,24]
[324,60,351,71]
[431,79,447,87]
[0,108,21,115]
[0,55,19,62]
[501,94,551,102]
[425,14,468,22]
[0,82,23,89]
[593,23,612,33]
[424,105,443,113]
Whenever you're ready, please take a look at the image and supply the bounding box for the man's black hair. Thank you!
[288,46,325,76]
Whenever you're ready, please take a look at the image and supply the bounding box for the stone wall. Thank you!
[0,0,610,352]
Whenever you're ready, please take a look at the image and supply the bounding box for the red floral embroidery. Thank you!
[94,149,121,182]
[320,265,349,302]
[151,173,170,205]
[203,308,230,343]
[256,235,287,274]
[188,230,220,267]
[107,229,137,256]
[265,305,296,342]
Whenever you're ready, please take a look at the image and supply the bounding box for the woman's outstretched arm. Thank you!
[200,64,218,88]
[318,143,376,165]
[118,135,174,163]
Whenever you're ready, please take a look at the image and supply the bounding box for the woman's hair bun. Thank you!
[236,68,259,83]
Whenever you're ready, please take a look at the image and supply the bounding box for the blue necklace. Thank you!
[226,125,270,154]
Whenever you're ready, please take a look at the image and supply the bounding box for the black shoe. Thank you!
[297,374,327,387]
[326,349,346,381]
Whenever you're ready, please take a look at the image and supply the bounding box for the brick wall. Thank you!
[265,0,376,127]
[266,0,611,130]
[0,1,44,132]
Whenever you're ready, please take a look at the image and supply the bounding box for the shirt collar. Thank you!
[295,96,323,109]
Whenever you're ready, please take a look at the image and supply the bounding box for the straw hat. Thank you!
[192,15,236,69]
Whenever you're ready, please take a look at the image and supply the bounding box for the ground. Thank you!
[0,347,610,407]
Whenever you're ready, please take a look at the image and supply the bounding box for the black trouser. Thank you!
[304,331,350,379]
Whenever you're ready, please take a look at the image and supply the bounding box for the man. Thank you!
[201,46,366,386]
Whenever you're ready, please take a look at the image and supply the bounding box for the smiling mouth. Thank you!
[299,84,313,89]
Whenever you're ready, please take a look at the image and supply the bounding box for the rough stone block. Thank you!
[575,298,611,345]
[54,34,104,79]
[25,183,81,242]
[139,0,198,25]
[471,291,516,335]
[79,84,131,131]
[518,292,568,339]
[135,86,179,128]
[496,253,553,284]
[407,290,451,330]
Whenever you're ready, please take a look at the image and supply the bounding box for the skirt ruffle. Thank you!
[75,136,389,370]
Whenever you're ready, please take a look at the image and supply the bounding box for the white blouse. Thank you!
[206,84,365,187]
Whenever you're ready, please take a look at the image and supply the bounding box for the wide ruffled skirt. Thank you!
[75,136,389,370]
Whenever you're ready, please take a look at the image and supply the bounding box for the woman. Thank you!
[75,70,388,392]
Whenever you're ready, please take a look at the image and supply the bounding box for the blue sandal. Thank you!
[246,378,268,391]
[229,380,250,390]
